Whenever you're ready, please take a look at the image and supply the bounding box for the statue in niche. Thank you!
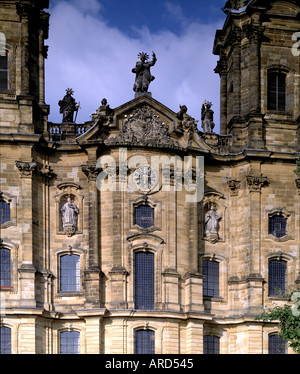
[61,197,79,236]
[204,205,222,243]
[132,51,157,93]
[201,100,215,133]
[58,88,80,123]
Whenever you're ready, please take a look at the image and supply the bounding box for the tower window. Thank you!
[0,248,11,287]
[269,334,287,354]
[0,200,10,225]
[134,204,154,229]
[60,331,80,354]
[269,214,287,238]
[60,254,80,293]
[135,329,155,354]
[0,327,11,354]
[269,259,287,297]
[267,72,286,111]
[0,51,8,90]
[203,260,219,298]
[204,335,220,354]
[134,251,154,310]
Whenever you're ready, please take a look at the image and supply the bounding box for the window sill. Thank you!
[57,292,83,297]
[0,286,13,291]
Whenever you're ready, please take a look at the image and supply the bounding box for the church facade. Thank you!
[1,0,300,354]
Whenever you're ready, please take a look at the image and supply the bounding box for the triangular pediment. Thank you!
[77,94,211,153]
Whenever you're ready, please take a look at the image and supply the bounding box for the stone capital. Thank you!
[15,161,37,178]
[81,165,101,182]
[246,173,268,192]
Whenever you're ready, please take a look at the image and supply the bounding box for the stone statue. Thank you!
[90,98,114,126]
[176,104,198,132]
[132,52,157,93]
[61,197,79,232]
[201,100,215,133]
[204,205,222,236]
[58,88,80,123]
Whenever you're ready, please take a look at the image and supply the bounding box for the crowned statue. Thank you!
[132,51,157,94]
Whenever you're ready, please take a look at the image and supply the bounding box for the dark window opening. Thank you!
[134,204,155,229]
[134,251,154,310]
[269,259,287,297]
[60,331,80,354]
[203,260,219,298]
[0,200,10,225]
[0,327,11,354]
[267,72,286,111]
[135,329,155,354]
[0,51,8,90]
[0,248,11,287]
[269,334,287,354]
[204,335,220,354]
[60,254,80,293]
[269,214,287,238]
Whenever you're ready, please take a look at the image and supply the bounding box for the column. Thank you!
[15,160,37,308]
[215,53,228,135]
[82,164,102,308]
[186,319,204,354]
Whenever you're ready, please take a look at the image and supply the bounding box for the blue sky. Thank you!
[46,0,227,131]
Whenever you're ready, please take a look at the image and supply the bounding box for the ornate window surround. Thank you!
[0,240,18,292]
[265,207,294,242]
[0,191,17,229]
[129,195,161,233]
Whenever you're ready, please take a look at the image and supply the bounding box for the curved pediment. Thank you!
[77,94,212,153]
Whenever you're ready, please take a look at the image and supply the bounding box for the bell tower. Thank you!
[213,0,300,152]
[0,0,49,134]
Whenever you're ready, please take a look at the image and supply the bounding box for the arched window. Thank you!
[203,260,219,298]
[60,254,80,293]
[134,204,155,229]
[60,331,80,354]
[0,33,8,90]
[0,248,11,287]
[0,200,10,225]
[269,334,287,354]
[134,251,154,310]
[135,329,155,354]
[269,259,287,297]
[0,326,11,354]
[267,71,286,111]
[269,214,287,238]
[204,335,220,354]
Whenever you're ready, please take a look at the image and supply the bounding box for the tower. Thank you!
[0,0,49,134]
[214,0,300,152]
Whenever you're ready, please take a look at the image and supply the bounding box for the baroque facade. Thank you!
[1,0,300,354]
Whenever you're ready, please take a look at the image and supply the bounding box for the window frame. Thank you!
[203,335,220,354]
[0,326,11,354]
[59,253,81,294]
[268,334,287,354]
[59,330,80,354]
[0,247,11,288]
[268,259,287,297]
[130,196,161,233]
[0,191,17,229]
[267,71,286,112]
[134,250,155,310]
[134,329,155,355]
[203,259,220,298]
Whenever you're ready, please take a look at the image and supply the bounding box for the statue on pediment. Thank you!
[201,100,215,133]
[90,98,114,126]
[58,88,80,123]
[177,104,198,133]
[132,52,157,93]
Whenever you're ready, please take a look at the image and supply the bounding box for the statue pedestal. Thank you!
[134,92,152,99]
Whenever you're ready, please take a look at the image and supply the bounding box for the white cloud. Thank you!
[45,1,222,132]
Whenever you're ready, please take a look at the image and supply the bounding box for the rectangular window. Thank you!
[204,335,220,354]
[134,251,154,310]
[268,72,286,111]
[60,331,80,354]
[0,248,11,287]
[0,51,8,90]
[135,329,155,354]
[269,260,287,297]
[0,200,10,225]
[203,260,219,298]
[0,327,11,354]
[269,215,287,238]
[269,335,287,354]
[134,204,155,229]
[60,254,80,292]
